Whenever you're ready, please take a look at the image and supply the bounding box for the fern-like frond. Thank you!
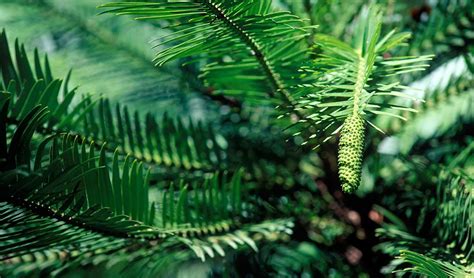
[0,0,202,114]
[0,30,227,180]
[101,0,313,108]
[177,219,294,262]
[77,99,228,177]
[0,99,164,274]
[0,31,297,274]
[160,170,243,234]
[286,5,432,192]
[398,251,472,278]
[376,143,473,276]
[0,94,294,275]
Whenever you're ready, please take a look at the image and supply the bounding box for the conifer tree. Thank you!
[0,0,472,277]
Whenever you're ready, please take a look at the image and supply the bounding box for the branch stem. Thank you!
[201,0,303,117]
[352,54,366,116]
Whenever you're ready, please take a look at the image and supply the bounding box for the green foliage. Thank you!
[229,241,356,277]
[101,3,435,194]
[0,0,202,115]
[406,0,474,75]
[160,171,244,233]
[1,0,473,276]
[287,6,431,192]
[0,30,295,276]
[0,29,227,182]
[84,99,227,176]
[376,142,473,277]
[389,75,473,154]
[279,0,365,40]
[0,90,291,277]
[0,96,163,275]
[398,250,471,278]
[100,0,313,107]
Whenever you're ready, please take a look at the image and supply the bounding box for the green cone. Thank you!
[338,114,365,193]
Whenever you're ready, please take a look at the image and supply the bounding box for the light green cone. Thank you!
[338,114,365,193]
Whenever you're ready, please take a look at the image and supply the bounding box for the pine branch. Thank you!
[376,144,473,276]
[286,5,432,193]
[0,0,199,113]
[100,0,313,115]
[44,0,242,109]
[0,30,228,181]
[0,94,294,274]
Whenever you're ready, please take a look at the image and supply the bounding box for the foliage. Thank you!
[100,0,315,111]
[0,29,227,181]
[287,5,431,192]
[376,142,473,277]
[406,0,474,76]
[0,0,473,277]
[0,30,293,276]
